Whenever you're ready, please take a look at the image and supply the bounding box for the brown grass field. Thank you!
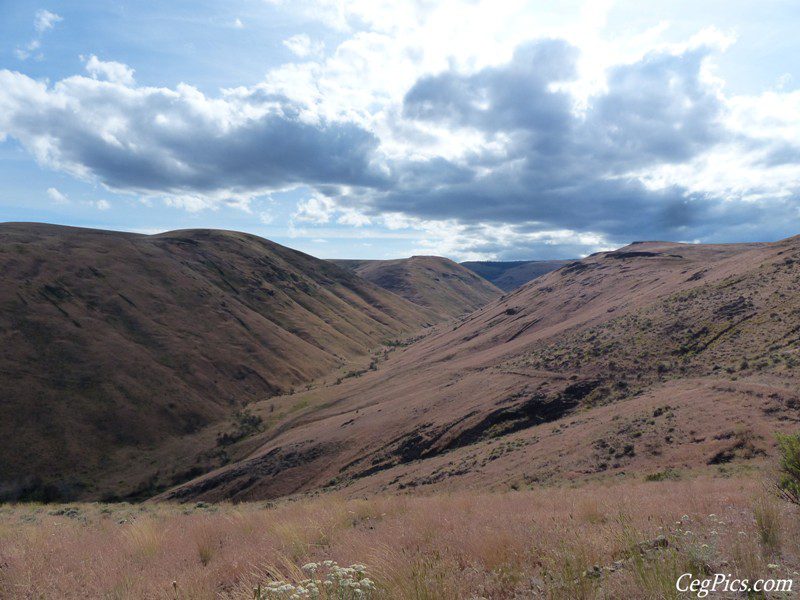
[1,474,798,599]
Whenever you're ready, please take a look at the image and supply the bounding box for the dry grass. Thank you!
[0,476,798,599]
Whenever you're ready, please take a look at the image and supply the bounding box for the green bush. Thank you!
[644,468,681,482]
[776,433,800,505]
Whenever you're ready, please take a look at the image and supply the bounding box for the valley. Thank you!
[461,259,572,291]
[2,224,799,599]
[159,237,800,502]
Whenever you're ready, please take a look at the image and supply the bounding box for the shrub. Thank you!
[644,469,681,482]
[255,561,375,599]
[753,495,781,553]
[197,540,214,566]
[217,409,264,446]
[776,433,800,505]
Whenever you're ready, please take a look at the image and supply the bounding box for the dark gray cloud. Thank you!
[350,39,800,256]
[588,47,723,165]
[1,37,798,258]
[0,73,384,200]
[404,40,723,168]
[404,40,578,137]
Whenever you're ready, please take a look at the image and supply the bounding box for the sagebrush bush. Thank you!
[255,561,374,599]
[776,433,800,505]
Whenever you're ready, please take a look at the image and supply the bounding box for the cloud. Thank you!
[587,47,723,166]
[282,34,324,58]
[341,38,800,256]
[83,55,135,85]
[337,208,371,226]
[403,40,579,133]
[776,73,793,91]
[0,71,384,207]
[14,40,41,61]
[46,187,68,203]
[293,193,336,223]
[16,10,62,61]
[93,199,110,210]
[4,5,800,259]
[34,9,62,33]
[233,18,245,29]
[409,220,615,261]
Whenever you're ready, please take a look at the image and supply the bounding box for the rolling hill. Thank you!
[330,256,502,318]
[461,259,571,291]
[162,237,800,502]
[0,223,437,501]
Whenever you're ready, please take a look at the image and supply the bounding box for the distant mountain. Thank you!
[461,260,571,291]
[0,223,436,501]
[330,256,502,319]
[164,236,800,502]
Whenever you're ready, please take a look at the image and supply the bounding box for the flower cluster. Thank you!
[255,561,375,599]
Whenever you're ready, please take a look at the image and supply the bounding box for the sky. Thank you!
[1,1,799,260]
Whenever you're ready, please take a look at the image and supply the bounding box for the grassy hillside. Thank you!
[163,237,800,502]
[0,223,437,501]
[4,231,799,599]
[330,255,502,318]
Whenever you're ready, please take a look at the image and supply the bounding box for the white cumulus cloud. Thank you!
[83,55,136,85]
[293,193,336,223]
[282,34,324,58]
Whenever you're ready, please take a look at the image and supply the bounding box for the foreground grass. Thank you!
[0,477,798,599]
